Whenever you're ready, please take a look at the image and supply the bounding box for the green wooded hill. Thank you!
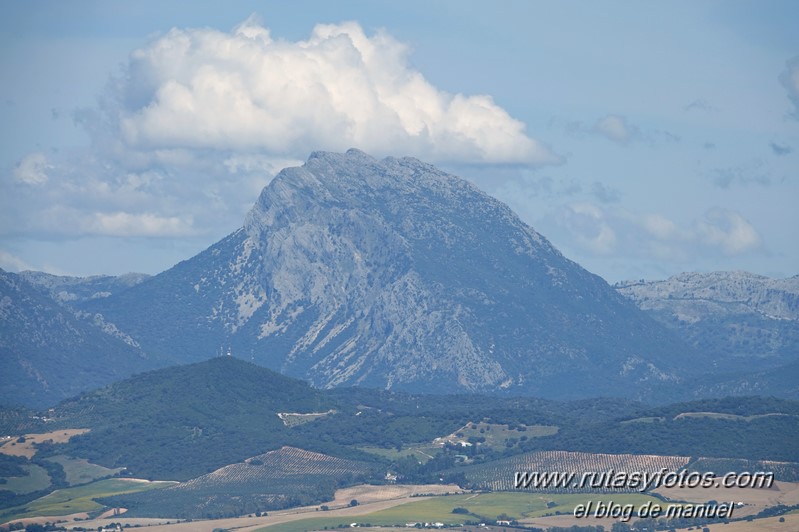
[97,446,375,519]
[43,356,338,480]
[2,357,799,520]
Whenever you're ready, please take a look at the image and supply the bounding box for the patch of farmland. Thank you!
[177,446,370,491]
[277,410,336,427]
[0,478,174,524]
[686,457,799,482]
[655,480,799,518]
[330,484,463,506]
[98,446,375,519]
[674,411,795,422]
[45,455,124,486]
[1,463,51,494]
[434,422,558,452]
[673,512,799,531]
[0,429,89,458]
[358,443,440,463]
[454,450,690,492]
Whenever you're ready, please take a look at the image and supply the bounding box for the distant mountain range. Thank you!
[75,149,700,401]
[615,271,799,353]
[0,269,155,408]
[1,150,797,407]
[615,271,799,399]
[18,270,150,305]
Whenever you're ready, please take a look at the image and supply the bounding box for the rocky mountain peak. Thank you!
[81,150,700,400]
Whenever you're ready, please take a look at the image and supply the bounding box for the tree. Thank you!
[350,499,359,507]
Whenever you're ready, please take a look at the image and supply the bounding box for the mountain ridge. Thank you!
[616,271,799,367]
[0,268,155,408]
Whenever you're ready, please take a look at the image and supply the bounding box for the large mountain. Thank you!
[0,269,154,407]
[81,149,699,400]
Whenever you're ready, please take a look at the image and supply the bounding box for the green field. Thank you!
[1,464,51,494]
[447,422,559,451]
[359,443,441,463]
[278,411,337,428]
[45,455,124,486]
[0,478,176,524]
[253,492,661,532]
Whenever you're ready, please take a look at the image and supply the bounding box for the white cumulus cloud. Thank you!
[108,16,556,165]
[3,16,560,245]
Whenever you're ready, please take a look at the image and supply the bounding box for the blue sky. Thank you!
[1,0,797,282]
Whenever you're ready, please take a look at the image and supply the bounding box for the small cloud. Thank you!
[50,108,60,121]
[558,114,676,146]
[712,161,771,189]
[780,55,799,120]
[695,208,762,255]
[769,142,792,156]
[703,142,716,150]
[640,213,684,241]
[79,212,195,237]
[683,99,714,112]
[12,153,51,185]
[594,115,639,144]
[553,202,618,255]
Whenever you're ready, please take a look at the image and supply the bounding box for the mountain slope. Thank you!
[0,269,153,408]
[18,270,150,305]
[83,149,700,400]
[616,271,799,367]
[50,356,336,480]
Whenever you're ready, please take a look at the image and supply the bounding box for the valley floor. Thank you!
[25,481,797,532]
[49,484,462,532]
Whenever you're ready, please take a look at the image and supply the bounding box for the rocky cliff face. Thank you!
[83,149,698,400]
[616,271,799,322]
[616,271,799,368]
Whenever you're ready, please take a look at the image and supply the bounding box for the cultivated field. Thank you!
[0,429,89,458]
[59,484,462,532]
[673,512,799,531]
[359,443,440,463]
[0,477,176,526]
[250,491,662,532]
[45,455,124,486]
[655,480,799,517]
[1,464,50,494]
[458,450,691,491]
[277,410,336,427]
[435,422,558,452]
